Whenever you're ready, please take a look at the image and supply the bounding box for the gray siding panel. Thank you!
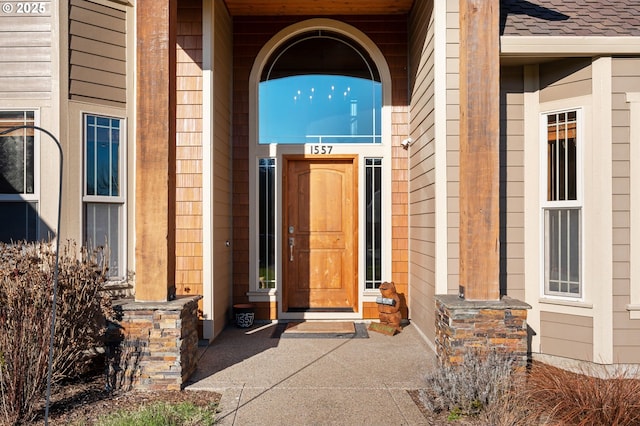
[540,311,594,361]
[500,66,525,300]
[539,58,592,103]
[212,0,233,338]
[70,51,126,74]
[611,57,640,363]
[0,62,50,77]
[408,0,436,341]
[0,10,52,99]
[445,1,460,293]
[69,0,126,106]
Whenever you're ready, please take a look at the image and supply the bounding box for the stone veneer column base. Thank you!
[111,296,202,391]
[435,295,531,366]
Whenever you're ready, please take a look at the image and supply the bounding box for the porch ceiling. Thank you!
[222,0,414,16]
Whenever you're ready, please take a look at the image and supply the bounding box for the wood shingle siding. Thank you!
[0,6,52,99]
[175,0,207,321]
[69,0,126,107]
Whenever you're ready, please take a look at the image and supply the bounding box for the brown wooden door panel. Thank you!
[283,156,357,312]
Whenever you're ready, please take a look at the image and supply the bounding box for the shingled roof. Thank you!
[501,0,640,37]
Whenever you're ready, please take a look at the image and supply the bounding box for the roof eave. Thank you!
[500,36,640,57]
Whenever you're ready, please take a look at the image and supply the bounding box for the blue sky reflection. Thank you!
[259,74,381,144]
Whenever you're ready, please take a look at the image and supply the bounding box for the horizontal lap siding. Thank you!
[445,1,460,293]
[408,0,436,340]
[612,57,640,363]
[540,311,593,362]
[69,0,126,107]
[500,66,525,300]
[539,58,592,103]
[0,6,52,99]
[212,1,233,336]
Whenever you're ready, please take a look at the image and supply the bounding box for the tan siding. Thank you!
[540,311,594,361]
[611,57,640,363]
[446,1,460,293]
[70,66,126,89]
[212,0,233,335]
[0,9,51,99]
[69,0,126,106]
[408,0,435,340]
[71,51,125,74]
[539,58,592,103]
[500,66,525,300]
[175,1,203,307]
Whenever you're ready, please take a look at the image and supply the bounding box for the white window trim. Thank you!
[627,92,640,319]
[0,109,40,203]
[246,19,393,319]
[82,113,127,281]
[539,107,584,301]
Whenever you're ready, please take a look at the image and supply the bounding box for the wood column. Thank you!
[458,0,500,300]
[135,0,177,301]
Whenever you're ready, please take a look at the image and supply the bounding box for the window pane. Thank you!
[86,126,95,195]
[258,158,276,289]
[84,202,121,278]
[85,115,120,197]
[259,31,382,145]
[366,158,382,290]
[0,111,35,195]
[260,75,381,144]
[547,112,577,201]
[545,208,580,297]
[0,135,26,193]
[0,201,38,242]
[96,126,111,196]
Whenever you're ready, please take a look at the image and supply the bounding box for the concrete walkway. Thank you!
[185,322,436,425]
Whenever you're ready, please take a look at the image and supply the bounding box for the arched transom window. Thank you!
[259,30,382,144]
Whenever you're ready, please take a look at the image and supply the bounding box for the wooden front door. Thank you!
[283,156,358,312]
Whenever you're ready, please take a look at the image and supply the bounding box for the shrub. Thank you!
[526,362,640,426]
[0,240,112,424]
[419,349,521,419]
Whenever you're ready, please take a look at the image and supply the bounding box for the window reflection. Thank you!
[260,75,381,144]
[259,158,276,289]
[259,31,382,145]
[366,158,382,289]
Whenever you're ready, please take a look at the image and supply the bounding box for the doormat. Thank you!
[271,321,369,339]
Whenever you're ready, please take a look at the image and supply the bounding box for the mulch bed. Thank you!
[26,372,221,425]
[407,390,483,426]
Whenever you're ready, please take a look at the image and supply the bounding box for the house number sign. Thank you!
[1,2,47,14]
[309,145,333,155]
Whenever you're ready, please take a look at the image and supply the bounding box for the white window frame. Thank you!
[0,109,40,202]
[540,107,584,300]
[82,113,126,281]
[0,109,40,240]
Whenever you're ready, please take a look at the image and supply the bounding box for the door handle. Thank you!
[289,237,295,261]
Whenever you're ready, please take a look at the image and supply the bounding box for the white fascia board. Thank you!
[501,36,640,57]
